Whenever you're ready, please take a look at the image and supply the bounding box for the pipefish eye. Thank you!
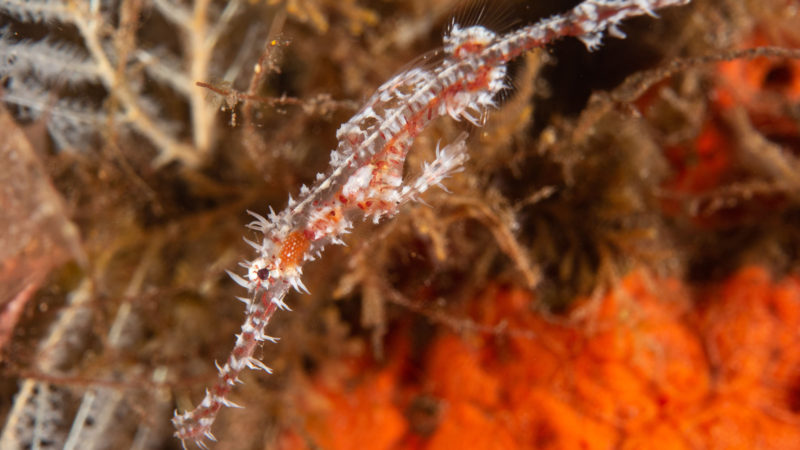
[257,268,270,281]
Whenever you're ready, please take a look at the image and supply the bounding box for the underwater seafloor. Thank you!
[2,0,800,448]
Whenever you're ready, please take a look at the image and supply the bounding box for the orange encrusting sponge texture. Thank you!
[279,267,800,449]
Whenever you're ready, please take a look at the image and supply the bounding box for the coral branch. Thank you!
[0,0,250,166]
[69,11,199,166]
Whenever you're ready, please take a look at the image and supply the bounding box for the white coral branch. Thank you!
[0,35,100,85]
[0,0,248,166]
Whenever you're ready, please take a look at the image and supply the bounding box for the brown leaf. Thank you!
[0,109,84,350]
